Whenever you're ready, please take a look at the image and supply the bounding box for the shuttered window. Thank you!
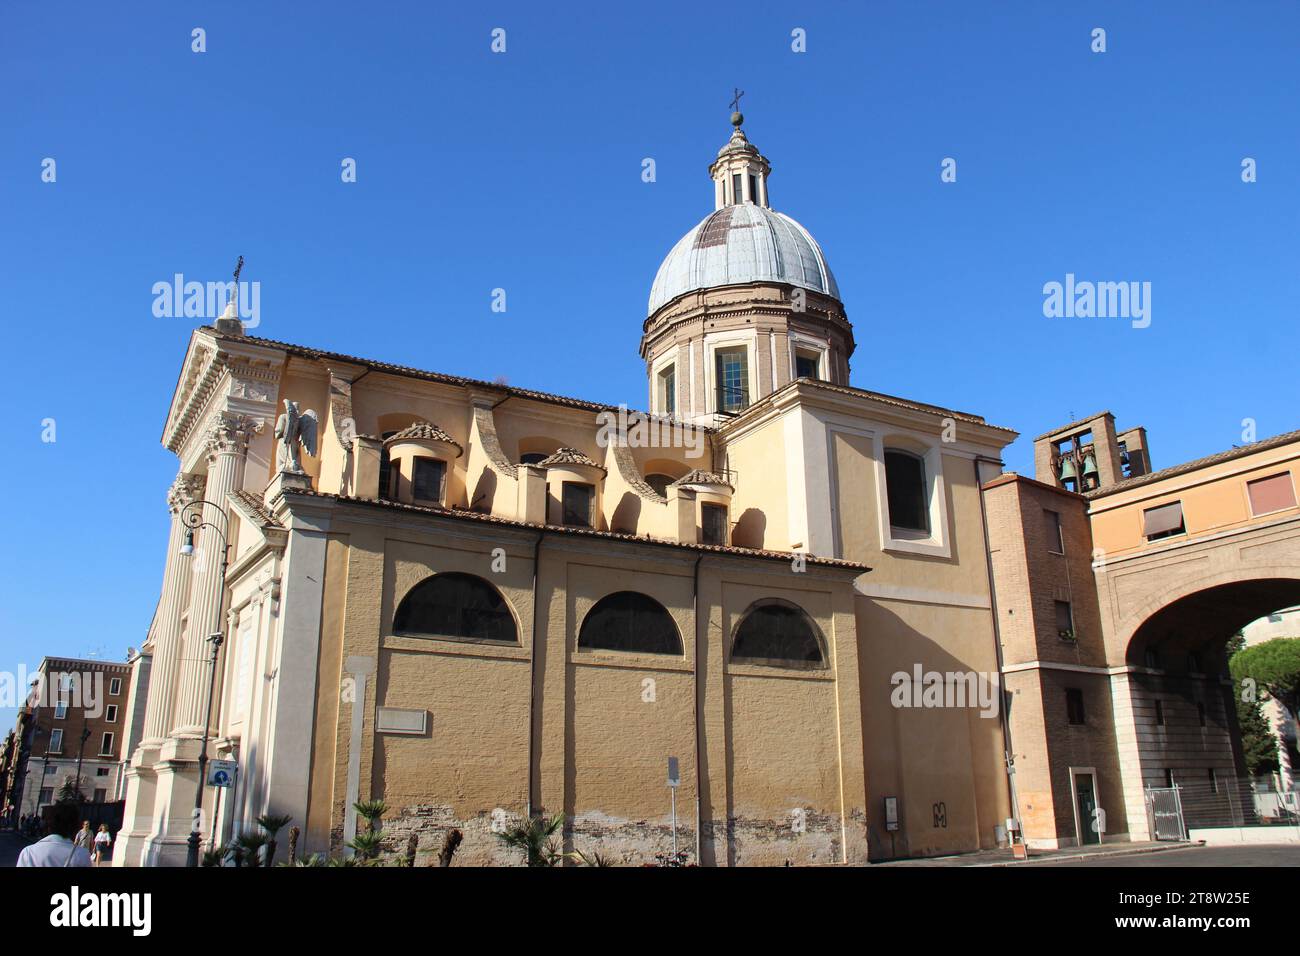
[562,482,595,528]
[701,503,728,546]
[1142,501,1185,540]
[412,458,446,503]
[1247,473,1297,516]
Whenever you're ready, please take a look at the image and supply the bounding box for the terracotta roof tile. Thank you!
[672,469,733,490]
[1087,429,1300,498]
[385,421,463,454]
[539,447,604,470]
[230,490,282,528]
[284,489,871,572]
[208,327,717,431]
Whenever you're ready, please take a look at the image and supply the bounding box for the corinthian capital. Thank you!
[167,473,206,513]
[205,413,262,459]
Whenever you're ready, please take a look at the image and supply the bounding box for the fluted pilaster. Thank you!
[171,415,254,736]
[141,474,204,742]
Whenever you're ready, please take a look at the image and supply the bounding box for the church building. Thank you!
[116,109,1299,866]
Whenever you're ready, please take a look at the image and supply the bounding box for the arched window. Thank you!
[731,600,825,668]
[884,448,929,534]
[393,573,517,644]
[520,452,548,465]
[578,591,682,655]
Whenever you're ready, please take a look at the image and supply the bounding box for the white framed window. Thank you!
[650,350,682,418]
[715,347,749,412]
[105,704,118,723]
[702,330,758,417]
[99,732,114,756]
[788,332,829,383]
[873,433,951,557]
[109,677,122,696]
[49,729,64,754]
[54,700,67,719]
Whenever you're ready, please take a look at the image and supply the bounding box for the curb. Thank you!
[978,841,1200,867]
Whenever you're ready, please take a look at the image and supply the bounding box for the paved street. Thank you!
[1045,844,1300,867]
[0,831,32,867]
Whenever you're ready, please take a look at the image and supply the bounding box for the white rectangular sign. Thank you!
[207,759,237,788]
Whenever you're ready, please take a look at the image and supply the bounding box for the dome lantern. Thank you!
[709,115,771,210]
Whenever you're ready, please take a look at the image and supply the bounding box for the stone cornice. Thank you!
[164,330,285,458]
[720,379,1016,451]
[641,283,853,358]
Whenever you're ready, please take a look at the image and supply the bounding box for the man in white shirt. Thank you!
[17,804,92,867]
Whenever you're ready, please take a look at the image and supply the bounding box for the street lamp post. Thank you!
[178,499,232,868]
[186,632,224,867]
[74,720,91,802]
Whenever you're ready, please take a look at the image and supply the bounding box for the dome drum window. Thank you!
[714,346,750,414]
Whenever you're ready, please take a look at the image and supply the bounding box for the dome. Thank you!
[647,203,839,316]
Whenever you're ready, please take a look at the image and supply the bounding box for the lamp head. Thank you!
[180,529,194,556]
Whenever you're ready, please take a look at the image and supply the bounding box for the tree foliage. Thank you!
[1230,636,1300,720]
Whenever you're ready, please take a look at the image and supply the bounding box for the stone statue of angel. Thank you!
[274,399,318,474]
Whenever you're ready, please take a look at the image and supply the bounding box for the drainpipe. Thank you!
[974,456,1024,842]
[691,553,705,864]
[526,530,544,819]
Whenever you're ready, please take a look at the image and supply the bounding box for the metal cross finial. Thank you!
[730,88,745,113]
[232,255,244,283]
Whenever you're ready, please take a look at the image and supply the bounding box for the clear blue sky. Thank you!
[2,2,1297,727]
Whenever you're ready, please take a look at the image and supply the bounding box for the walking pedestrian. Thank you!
[74,820,93,854]
[16,804,91,867]
[93,823,112,866]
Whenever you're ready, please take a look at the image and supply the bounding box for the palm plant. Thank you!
[571,848,615,867]
[348,799,388,862]
[201,845,226,867]
[436,828,463,868]
[257,813,293,866]
[235,830,269,867]
[353,800,387,834]
[347,830,384,861]
[286,825,300,865]
[281,852,328,867]
[495,812,565,867]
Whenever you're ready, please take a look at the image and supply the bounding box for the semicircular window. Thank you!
[578,591,683,655]
[731,600,825,668]
[393,573,518,644]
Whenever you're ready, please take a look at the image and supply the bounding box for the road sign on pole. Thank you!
[207,759,237,788]
[667,757,680,857]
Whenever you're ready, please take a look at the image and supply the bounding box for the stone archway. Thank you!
[1105,565,1300,838]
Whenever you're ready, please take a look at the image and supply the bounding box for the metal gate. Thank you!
[1146,787,1186,841]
